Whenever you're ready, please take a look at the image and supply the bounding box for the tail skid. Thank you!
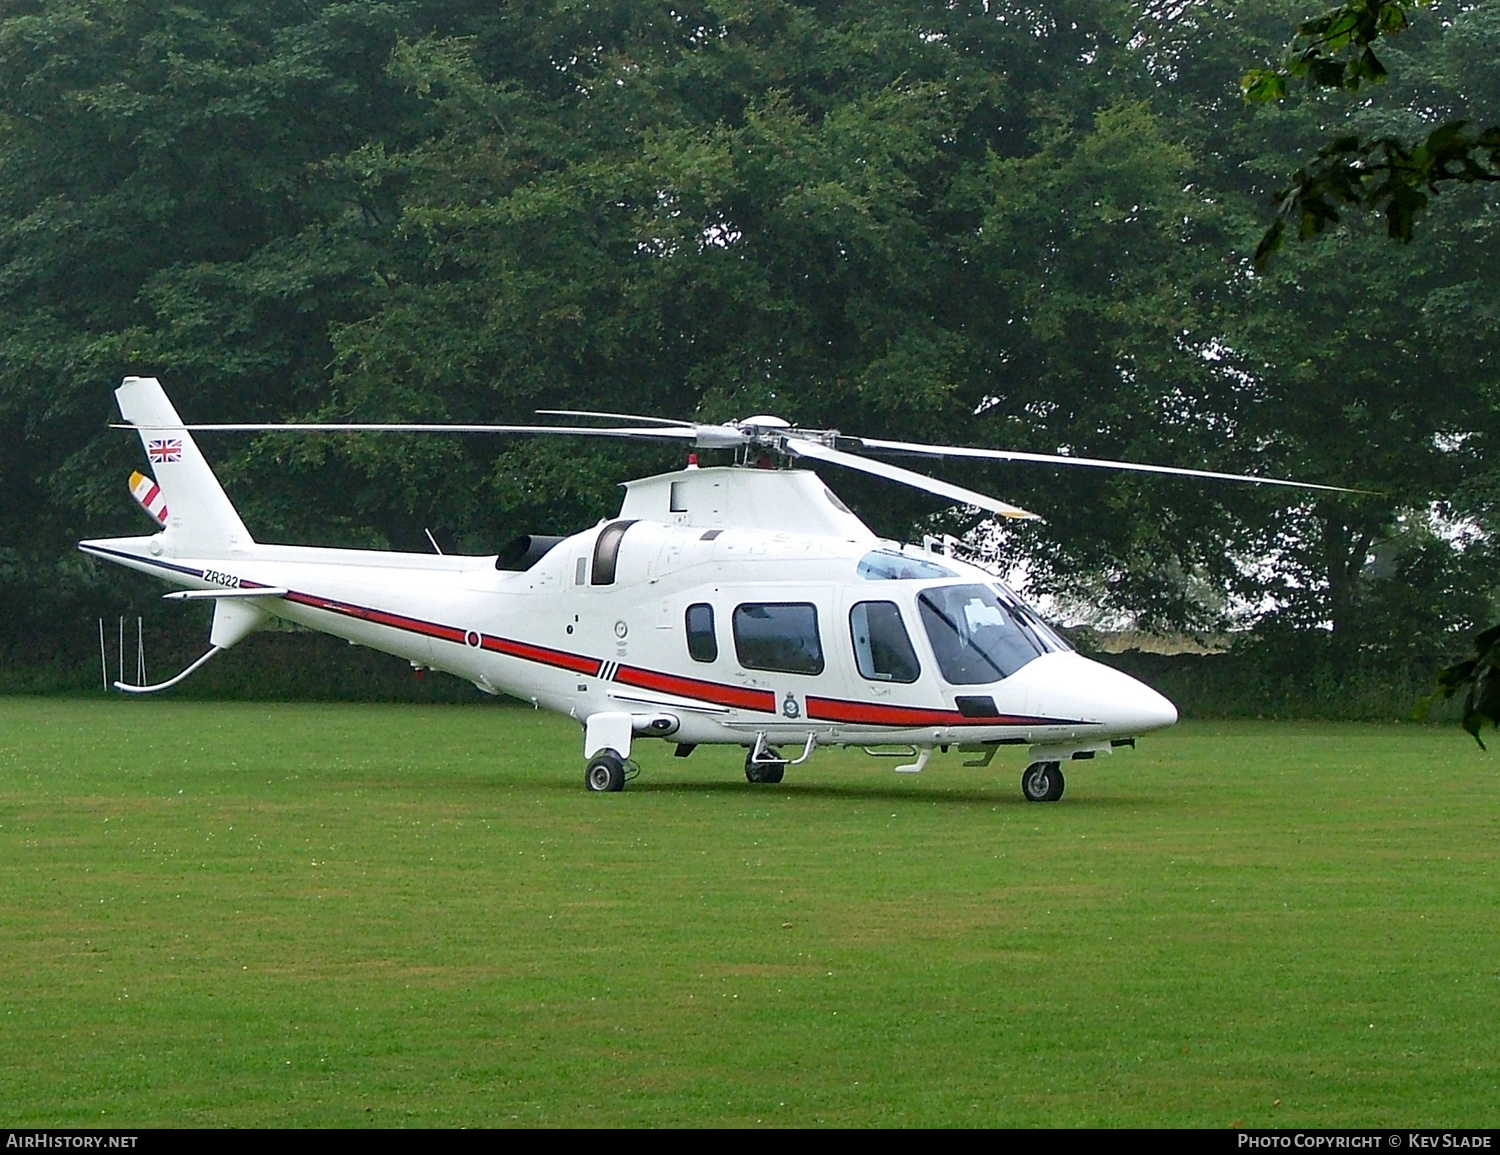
[114,646,222,693]
[105,590,274,694]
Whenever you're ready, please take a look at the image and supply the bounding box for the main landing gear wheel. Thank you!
[745,748,786,784]
[1021,760,1064,803]
[586,750,626,793]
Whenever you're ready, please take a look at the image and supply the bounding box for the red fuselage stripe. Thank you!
[481,635,601,676]
[281,590,600,675]
[233,581,1081,727]
[805,696,1080,728]
[613,665,776,711]
[283,590,466,643]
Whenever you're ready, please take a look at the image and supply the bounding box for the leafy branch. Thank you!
[1421,624,1500,748]
[1243,0,1500,270]
[1242,0,1417,101]
[1252,123,1500,270]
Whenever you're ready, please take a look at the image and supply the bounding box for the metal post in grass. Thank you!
[98,618,108,692]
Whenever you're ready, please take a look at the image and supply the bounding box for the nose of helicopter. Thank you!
[1022,652,1178,736]
[1111,667,1179,734]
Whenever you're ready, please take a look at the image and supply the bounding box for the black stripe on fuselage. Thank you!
[79,542,205,581]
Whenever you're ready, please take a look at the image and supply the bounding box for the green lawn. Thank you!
[1,697,1496,1127]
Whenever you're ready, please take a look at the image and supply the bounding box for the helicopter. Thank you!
[80,376,1356,800]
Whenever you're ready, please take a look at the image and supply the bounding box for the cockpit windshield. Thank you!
[992,580,1071,654]
[917,583,1068,684]
[857,550,956,581]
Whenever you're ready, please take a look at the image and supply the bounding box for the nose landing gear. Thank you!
[1021,760,1064,802]
[586,750,631,792]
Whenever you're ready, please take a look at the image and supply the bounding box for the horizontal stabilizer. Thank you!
[162,588,289,600]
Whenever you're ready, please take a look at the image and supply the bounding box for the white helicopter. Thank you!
[81,376,1355,800]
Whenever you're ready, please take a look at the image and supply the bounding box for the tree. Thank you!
[0,1,445,667]
[1,0,1495,702]
[1241,0,1500,728]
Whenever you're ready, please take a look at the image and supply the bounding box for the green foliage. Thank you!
[1102,645,1464,722]
[0,0,430,633]
[1242,0,1418,99]
[1238,0,1500,726]
[0,0,1495,719]
[1254,121,1500,268]
[1244,0,1500,267]
[1425,622,1500,746]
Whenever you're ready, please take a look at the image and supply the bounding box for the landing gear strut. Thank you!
[1021,760,1064,802]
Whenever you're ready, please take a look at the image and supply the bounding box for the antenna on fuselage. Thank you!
[98,615,149,691]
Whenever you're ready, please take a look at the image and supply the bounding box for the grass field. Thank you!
[1,697,1497,1128]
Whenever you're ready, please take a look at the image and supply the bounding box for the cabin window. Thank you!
[591,520,637,585]
[857,550,956,580]
[685,603,717,663]
[849,601,921,683]
[732,603,824,675]
[917,584,1049,684]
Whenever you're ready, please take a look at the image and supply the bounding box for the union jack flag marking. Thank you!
[147,439,182,464]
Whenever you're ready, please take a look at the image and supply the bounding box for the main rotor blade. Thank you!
[785,438,1039,520]
[113,421,699,442]
[536,409,698,428]
[852,437,1371,494]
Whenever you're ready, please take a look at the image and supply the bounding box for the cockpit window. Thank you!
[993,582,1071,653]
[857,550,956,581]
[917,584,1057,684]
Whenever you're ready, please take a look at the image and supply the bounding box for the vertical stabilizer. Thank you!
[115,376,253,555]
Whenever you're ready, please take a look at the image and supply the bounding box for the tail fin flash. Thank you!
[129,470,169,526]
[115,377,253,554]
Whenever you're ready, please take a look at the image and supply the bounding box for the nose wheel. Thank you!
[1021,760,1064,802]
[586,750,627,793]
